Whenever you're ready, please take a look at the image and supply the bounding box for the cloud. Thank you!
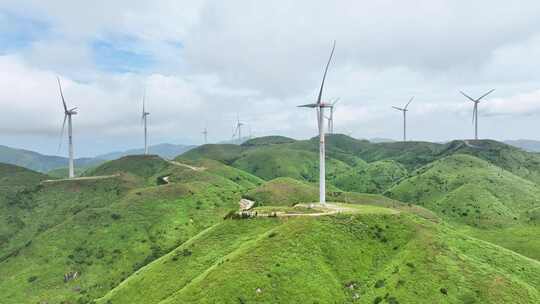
[2,1,540,156]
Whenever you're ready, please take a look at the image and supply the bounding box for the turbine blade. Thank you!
[316,40,336,105]
[472,104,477,124]
[58,114,67,152]
[57,77,68,112]
[392,106,404,111]
[142,89,146,117]
[477,89,495,102]
[460,91,476,103]
[298,103,319,108]
[332,97,340,106]
[405,96,414,109]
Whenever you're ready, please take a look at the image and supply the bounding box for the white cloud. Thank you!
[2,1,540,156]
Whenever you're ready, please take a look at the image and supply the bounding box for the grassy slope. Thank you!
[387,154,540,260]
[244,177,318,206]
[99,213,540,304]
[0,157,263,304]
[334,160,407,194]
[438,140,540,184]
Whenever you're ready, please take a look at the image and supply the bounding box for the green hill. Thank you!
[97,212,540,304]
[387,154,540,260]
[242,136,296,147]
[334,160,407,194]
[387,154,540,227]
[0,163,49,191]
[0,156,263,304]
[0,145,104,173]
[244,177,318,206]
[438,140,540,184]
[181,144,244,165]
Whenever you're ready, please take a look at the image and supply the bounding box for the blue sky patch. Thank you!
[0,11,50,53]
[91,35,155,73]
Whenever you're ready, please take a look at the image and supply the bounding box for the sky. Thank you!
[1,1,540,157]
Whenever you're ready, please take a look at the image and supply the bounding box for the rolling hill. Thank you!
[2,136,540,303]
[97,211,540,304]
[386,153,540,260]
[0,157,263,304]
[0,145,104,173]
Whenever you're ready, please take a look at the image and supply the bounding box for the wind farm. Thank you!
[2,3,540,304]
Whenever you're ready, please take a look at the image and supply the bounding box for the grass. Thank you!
[98,213,540,304]
[3,136,540,303]
[0,159,259,304]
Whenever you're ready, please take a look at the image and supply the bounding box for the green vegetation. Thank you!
[98,213,540,304]
[334,160,407,193]
[2,136,540,303]
[244,177,318,206]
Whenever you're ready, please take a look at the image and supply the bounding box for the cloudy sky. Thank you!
[1,1,540,157]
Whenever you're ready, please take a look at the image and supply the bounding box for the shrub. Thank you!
[27,276,38,283]
[111,213,121,220]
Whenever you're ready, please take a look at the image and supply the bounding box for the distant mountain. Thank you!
[504,139,540,152]
[0,145,103,173]
[95,143,196,160]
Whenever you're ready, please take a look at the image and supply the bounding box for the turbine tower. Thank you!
[327,98,340,134]
[460,89,495,140]
[392,96,414,142]
[298,40,336,205]
[57,77,77,179]
[232,114,244,143]
[141,90,150,155]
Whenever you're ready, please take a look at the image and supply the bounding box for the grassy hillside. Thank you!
[438,140,540,184]
[334,160,407,194]
[244,177,318,206]
[387,153,540,260]
[0,163,49,191]
[387,154,540,227]
[181,144,244,165]
[0,156,263,304]
[232,146,352,183]
[98,212,540,304]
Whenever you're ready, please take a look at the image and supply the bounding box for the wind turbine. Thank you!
[327,98,340,134]
[298,40,336,205]
[202,127,208,144]
[141,90,150,155]
[460,89,495,140]
[232,114,244,143]
[56,77,77,179]
[392,96,414,142]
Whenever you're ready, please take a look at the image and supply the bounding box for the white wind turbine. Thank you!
[232,114,244,143]
[298,40,336,205]
[392,96,414,142]
[57,77,78,179]
[141,90,150,155]
[460,89,495,140]
[202,126,208,144]
[326,98,340,134]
